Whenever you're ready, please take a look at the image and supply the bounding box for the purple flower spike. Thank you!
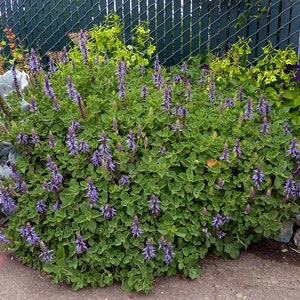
[219,142,230,162]
[238,86,244,101]
[140,84,148,100]
[29,48,40,74]
[153,64,163,89]
[75,233,88,254]
[120,175,130,187]
[225,97,233,108]
[252,164,264,189]
[91,149,102,167]
[30,128,40,145]
[79,29,89,67]
[142,238,156,260]
[126,130,136,163]
[257,94,266,116]
[66,126,78,155]
[78,139,89,154]
[0,186,16,213]
[30,96,38,114]
[232,138,242,158]
[284,122,291,135]
[287,137,299,157]
[131,215,143,237]
[181,62,188,75]
[174,73,181,84]
[39,241,54,263]
[244,96,254,120]
[0,230,10,243]
[86,177,99,207]
[100,203,116,220]
[17,131,29,146]
[36,200,47,214]
[216,178,224,189]
[148,194,161,218]
[49,131,56,148]
[162,86,172,112]
[20,223,40,245]
[163,241,175,263]
[158,236,167,250]
[212,213,225,230]
[260,117,270,135]
[67,75,76,99]
[284,175,296,200]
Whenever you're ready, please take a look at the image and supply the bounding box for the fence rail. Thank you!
[0,0,300,66]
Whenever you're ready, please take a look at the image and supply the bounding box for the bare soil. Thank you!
[1,238,299,300]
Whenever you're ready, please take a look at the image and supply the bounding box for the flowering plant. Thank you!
[0,19,299,292]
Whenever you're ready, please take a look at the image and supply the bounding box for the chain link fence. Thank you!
[0,0,300,66]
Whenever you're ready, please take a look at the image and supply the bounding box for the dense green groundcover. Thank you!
[0,19,299,292]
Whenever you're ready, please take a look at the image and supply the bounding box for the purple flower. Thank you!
[287,137,299,157]
[219,142,229,162]
[30,128,40,145]
[49,58,57,73]
[53,200,62,211]
[257,94,266,116]
[284,122,291,135]
[66,126,78,155]
[49,131,56,148]
[20,223,40,245]
[0,186,16,213]
[238,86,244,101]
[29,96,38,114]
[104,54,109,64]
[75,233,88,254]
[202,228,211,239]
[36,200,47,214]
[140,64,146,76]
[154,55,160,73]
[79,29,89,67]
[11,63,21,97]
[232,138,242,158]
[98,131,115,171]
[244,97,254,120]
[174,73,181,84]
[86,177,99,207]
[265,189,271,198]
[44,156,63,191]
[43,74,55,99]
[252,164,264,189]
[153,64,163,89]
[148,194,161,218]
[29,48,40,73]
[120,175,130,187]
[100,203,116,220]
[140,84,148,99]
[91,149,102,167]
[158,236,167,250]
[78,139,89,154]
[39,241,54,263]
[200,68,207,86]
[116,59,126,80]
[17,131,30,146]
[0,230,10,243]
[126,130,136,152]
[131,215,143,237]
[59,46,69,64]
[284,175,296,200]
[142,238,156,260]
[216,178,224,189]
[162,86,172,112]
[260,117,270,135]
[224,97,233,108]
[244,203,251,214]
[163,241,175,263]
[181,62,188,75]
[212,213,225,230]
[67,76,77,99]
[159,145,166,156]
[118,76,126,100]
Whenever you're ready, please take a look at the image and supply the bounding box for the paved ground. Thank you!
[0,240,299,300]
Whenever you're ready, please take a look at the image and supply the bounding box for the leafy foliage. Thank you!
[0,20,299,293]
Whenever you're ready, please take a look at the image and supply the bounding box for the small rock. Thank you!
[273,220,294,243]
[293,228,300,247]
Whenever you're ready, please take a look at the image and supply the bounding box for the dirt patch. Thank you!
[247,237,300,267]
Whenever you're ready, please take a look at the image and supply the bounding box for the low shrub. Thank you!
[0,20,299,292]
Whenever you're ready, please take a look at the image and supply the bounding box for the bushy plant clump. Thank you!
[0,22,299,292]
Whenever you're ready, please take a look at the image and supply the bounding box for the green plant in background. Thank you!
[0,18,299,293]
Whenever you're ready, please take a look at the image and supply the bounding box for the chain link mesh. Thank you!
[0,0,299,66]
